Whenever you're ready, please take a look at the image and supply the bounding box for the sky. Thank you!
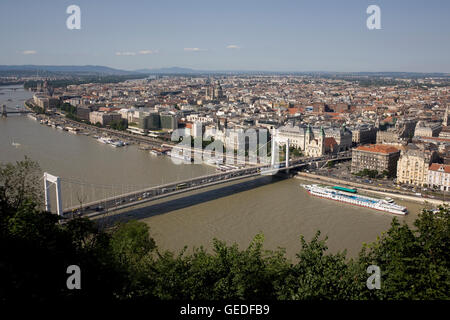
[0,0,449,72]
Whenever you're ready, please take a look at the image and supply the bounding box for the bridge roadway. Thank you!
[63,152,351,218]
[4,110,32,114]
[1,106,31,116]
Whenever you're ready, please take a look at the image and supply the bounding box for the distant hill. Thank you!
[0,65,137,76]
[134,67,202,74]
[0,65,448,78]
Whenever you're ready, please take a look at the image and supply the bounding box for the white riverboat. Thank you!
[167,151,192,162]
[301,184,407,215]
[110,140,125,147]
[97,136,112,144]
[66,126,80,134]
[150,149,162,156]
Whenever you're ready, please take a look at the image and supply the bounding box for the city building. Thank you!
[396,144,439,186]
[205,81,225,101]
[276,124,306,149]
[376,119,417,144]
[146,112,161,130]
[192,121,203,138]
[351,144,401,176]
[304,126,325,157]
[350,125,378,145]
[414,121,442,137]
[76,106,92,121]
[33,94,59,111]
[440,127,450,139]
[428,163,450,191]
[160,113,178,130]
[89,111,121,126]
[276,124,350,152]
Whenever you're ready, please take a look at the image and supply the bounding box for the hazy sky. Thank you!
[0,0,449,72]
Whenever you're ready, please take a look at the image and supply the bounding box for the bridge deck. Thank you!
[62,153,351,217]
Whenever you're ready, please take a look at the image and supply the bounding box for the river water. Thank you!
[0,85,425,259]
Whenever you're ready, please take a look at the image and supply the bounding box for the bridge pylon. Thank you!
[1,105,6,118]
[44,172,63,216]
[270,131,290,171]
[285,139,290,173]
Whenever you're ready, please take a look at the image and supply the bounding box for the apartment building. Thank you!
[428,163,450,191]
[414,121,442,137]
[89,111,121,126]
[350,125,378,145]
[351,144,401,176]
[396,144,438,186]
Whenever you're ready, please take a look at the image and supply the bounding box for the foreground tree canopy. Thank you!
[0,158,449,301]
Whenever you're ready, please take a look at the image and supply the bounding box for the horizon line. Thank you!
[0,64,449,75]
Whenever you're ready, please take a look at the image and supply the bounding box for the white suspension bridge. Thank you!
[43,138,351,218]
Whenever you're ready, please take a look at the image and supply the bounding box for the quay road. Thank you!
[63,152,352,218]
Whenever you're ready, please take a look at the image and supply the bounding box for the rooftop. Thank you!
[429,163,450,173]
[354,144,400,154]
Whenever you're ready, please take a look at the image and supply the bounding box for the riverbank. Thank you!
[295,172,447,207]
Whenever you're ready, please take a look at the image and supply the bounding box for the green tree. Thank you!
[278,231,366,300]
[0,157,42,212]
[358,207,450,299]
[0,158,125,302]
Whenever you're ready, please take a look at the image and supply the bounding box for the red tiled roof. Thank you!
[354,144,400,154]
[98,107,120,112]
[429,163,450,173]
[418,136,450,143]
[288,107,302,114]
[324,137,337,148]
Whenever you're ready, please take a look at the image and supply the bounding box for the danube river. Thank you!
[0,85,425,258]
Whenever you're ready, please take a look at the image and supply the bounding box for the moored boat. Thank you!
[97,136,112,144]
[301,184,407,215]
[150,149,162,156]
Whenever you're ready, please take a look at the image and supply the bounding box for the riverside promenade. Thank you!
[295,172,448,207]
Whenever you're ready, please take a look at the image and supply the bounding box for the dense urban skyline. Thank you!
[1,0,449,72]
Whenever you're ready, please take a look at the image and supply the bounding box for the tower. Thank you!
[305,124,312,143]
[375,116,380,129]
[319,126,325,155]
[214,81,224,100]
[444,106,449,127]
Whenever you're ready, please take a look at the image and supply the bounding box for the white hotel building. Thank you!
[428,163,450,192]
